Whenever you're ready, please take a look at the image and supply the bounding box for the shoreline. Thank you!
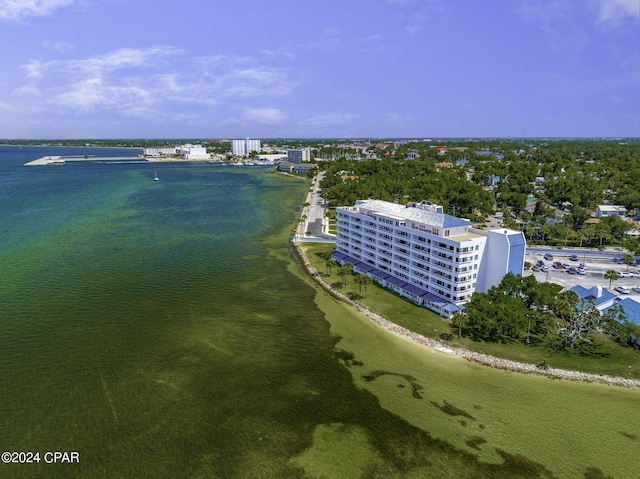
[24,155,230,166]
[293,242,640,389]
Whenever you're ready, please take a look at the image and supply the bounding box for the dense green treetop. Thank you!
[317,139,640,246]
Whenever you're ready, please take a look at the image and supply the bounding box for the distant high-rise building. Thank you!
[287,148,311,163]
[232,138,261,156]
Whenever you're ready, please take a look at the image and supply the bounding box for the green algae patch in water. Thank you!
[291,423,384,479]
[309,265,640,479]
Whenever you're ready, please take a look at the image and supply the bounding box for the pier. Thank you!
[24,155,150,166]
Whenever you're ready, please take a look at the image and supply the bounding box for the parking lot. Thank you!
[524,252,640,293]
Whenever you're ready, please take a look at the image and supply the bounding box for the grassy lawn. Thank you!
[307,259,640,479]
[301,243,640,379]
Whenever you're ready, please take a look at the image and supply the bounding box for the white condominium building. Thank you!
[143,147,178,157]
[333,199,525,317]
[232,138,261,156]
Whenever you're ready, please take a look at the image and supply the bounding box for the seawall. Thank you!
[293,242,640,389]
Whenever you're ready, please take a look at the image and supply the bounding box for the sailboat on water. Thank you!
[154,171,159,181]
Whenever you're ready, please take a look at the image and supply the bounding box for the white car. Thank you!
[618,271,634,278]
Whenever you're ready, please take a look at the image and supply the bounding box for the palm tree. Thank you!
[354,274,373,295]
[623,254,636,271]
[326,259,338,276]
[604,270,619,289]
[338,262,354,286]
[360,275,372,295]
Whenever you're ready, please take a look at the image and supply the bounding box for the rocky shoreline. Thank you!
[294,243,640,389]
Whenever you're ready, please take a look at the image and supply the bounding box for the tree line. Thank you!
[451,273,639,350]
[318,139,640,251]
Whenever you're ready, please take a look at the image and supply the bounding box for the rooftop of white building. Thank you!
[345,199,472,229]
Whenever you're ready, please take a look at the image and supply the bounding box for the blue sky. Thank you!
[0,0,638,138]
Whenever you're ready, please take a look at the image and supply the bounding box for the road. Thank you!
[526,246,637,261]
[294,171,336,241]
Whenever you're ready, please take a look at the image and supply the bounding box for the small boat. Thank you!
[154,171,159,181]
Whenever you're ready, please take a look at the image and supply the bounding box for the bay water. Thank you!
[2,146,639,479]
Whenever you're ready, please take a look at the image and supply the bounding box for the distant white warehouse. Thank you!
[333,199,526,317]
[143,147,178,157]
[142,145,209,160]
[179,144,210,160]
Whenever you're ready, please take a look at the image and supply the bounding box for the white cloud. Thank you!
[515,1,588,54]
[0,99,22,113]
[593,0,640,25]
[518,0,639,30]
[296,28,342,50]
[297,112,357,128]
[41,40,74,53]
[242,108,285,124]
[260,48,296,61]
[405,24,423,34]
[357,34,383,42]
[384,0,446,34]
[13,47,296,120]
[0,0,76,22]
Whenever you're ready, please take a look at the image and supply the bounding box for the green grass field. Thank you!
[295,243,640,479]
[301,243,640,379]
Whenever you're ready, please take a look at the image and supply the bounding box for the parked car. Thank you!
[540,266,549,273]
[632,287,640,294]
[579,263,588,269]
[570,255,579,261]
[618,271,634,278]
[563,263,571,269]
[532,265,541,272]
[615,286,631,294]
[567,268,578,275]
[544,253,554,261]
[536,260,545,267]
[577,268,586,275]
[553,262,565,269]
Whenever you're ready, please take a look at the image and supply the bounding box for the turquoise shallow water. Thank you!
[1,148,344,477]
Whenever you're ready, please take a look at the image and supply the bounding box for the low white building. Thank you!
[255,153,287,163]
[179,144,210,160]
[143,147,178,157]
[333,199,525,317]
[596,205,627,218]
